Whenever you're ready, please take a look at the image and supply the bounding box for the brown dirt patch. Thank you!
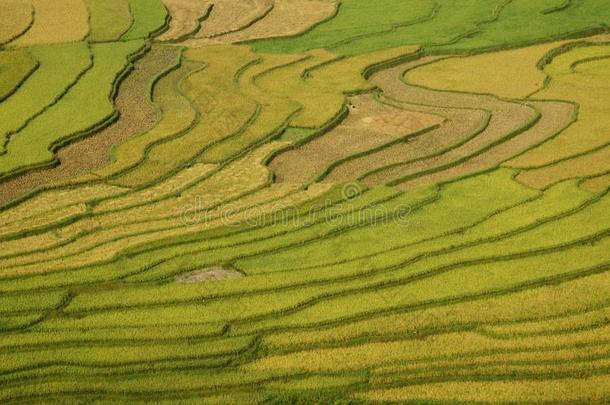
[360,61,538,187]
[216,0,337,43]
[192,0,271,39]
[397,100,576,190]
[269,93,443,184]
[176,267,244,283]
[0,45,181,206]
[158,0,212,41]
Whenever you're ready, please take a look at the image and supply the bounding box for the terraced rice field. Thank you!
[0,1,609,403]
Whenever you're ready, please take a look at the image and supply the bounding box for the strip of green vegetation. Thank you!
[121,0,168,41]
[0,40,144,180]
[250,0,610,56]
[0,42,92,155]
[0,49,37,102]
[86,0,133,42]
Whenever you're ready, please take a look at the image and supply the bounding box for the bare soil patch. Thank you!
[0,46,180,206]
[175,267,244,283]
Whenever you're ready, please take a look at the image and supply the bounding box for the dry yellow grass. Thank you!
[192,0,271,39]
[0,0,33,44]
[357,374,610,403]
[404,41,570,99]
[507,45,610,168]
[517,144,610,189]
[8,0,89,47]
[270,93,443,184]
[158,0,211,41]
[581,172,610,193]
[247,324,610,374]
[216,0,337,43]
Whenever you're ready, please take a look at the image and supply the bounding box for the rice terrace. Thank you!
[2,0,610,403]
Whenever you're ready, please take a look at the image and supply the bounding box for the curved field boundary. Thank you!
[270,93,443,184]
[189,0,272,40]
[0,170,524,280]
[0,42,93,156]
[0,0,34,45]
[516,144,610,190]
[27,193,608,348]
[0,45,181,207]
[0,41,145,183]
[506,45,610,172]
[247,0,438,55]
[2,223,604,400]
[121,0,170,41]
[157,0,211,42]
[0,49,38,103]
[323,2,440,54]
[233,176,593,278]
[197,52,307,164]
[7,0,89,48]
[324,93,489,184]
[394,100,576,191]
[356,63,539,187]
[104,45,259,187]
[404,40,572,100]
[215,0,338,44]
[85,0,133,42]
[262,268,610,352]
[83,60,204,183]
[541,0,573,15]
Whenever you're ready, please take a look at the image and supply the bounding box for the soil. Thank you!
[175,266,244,283]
